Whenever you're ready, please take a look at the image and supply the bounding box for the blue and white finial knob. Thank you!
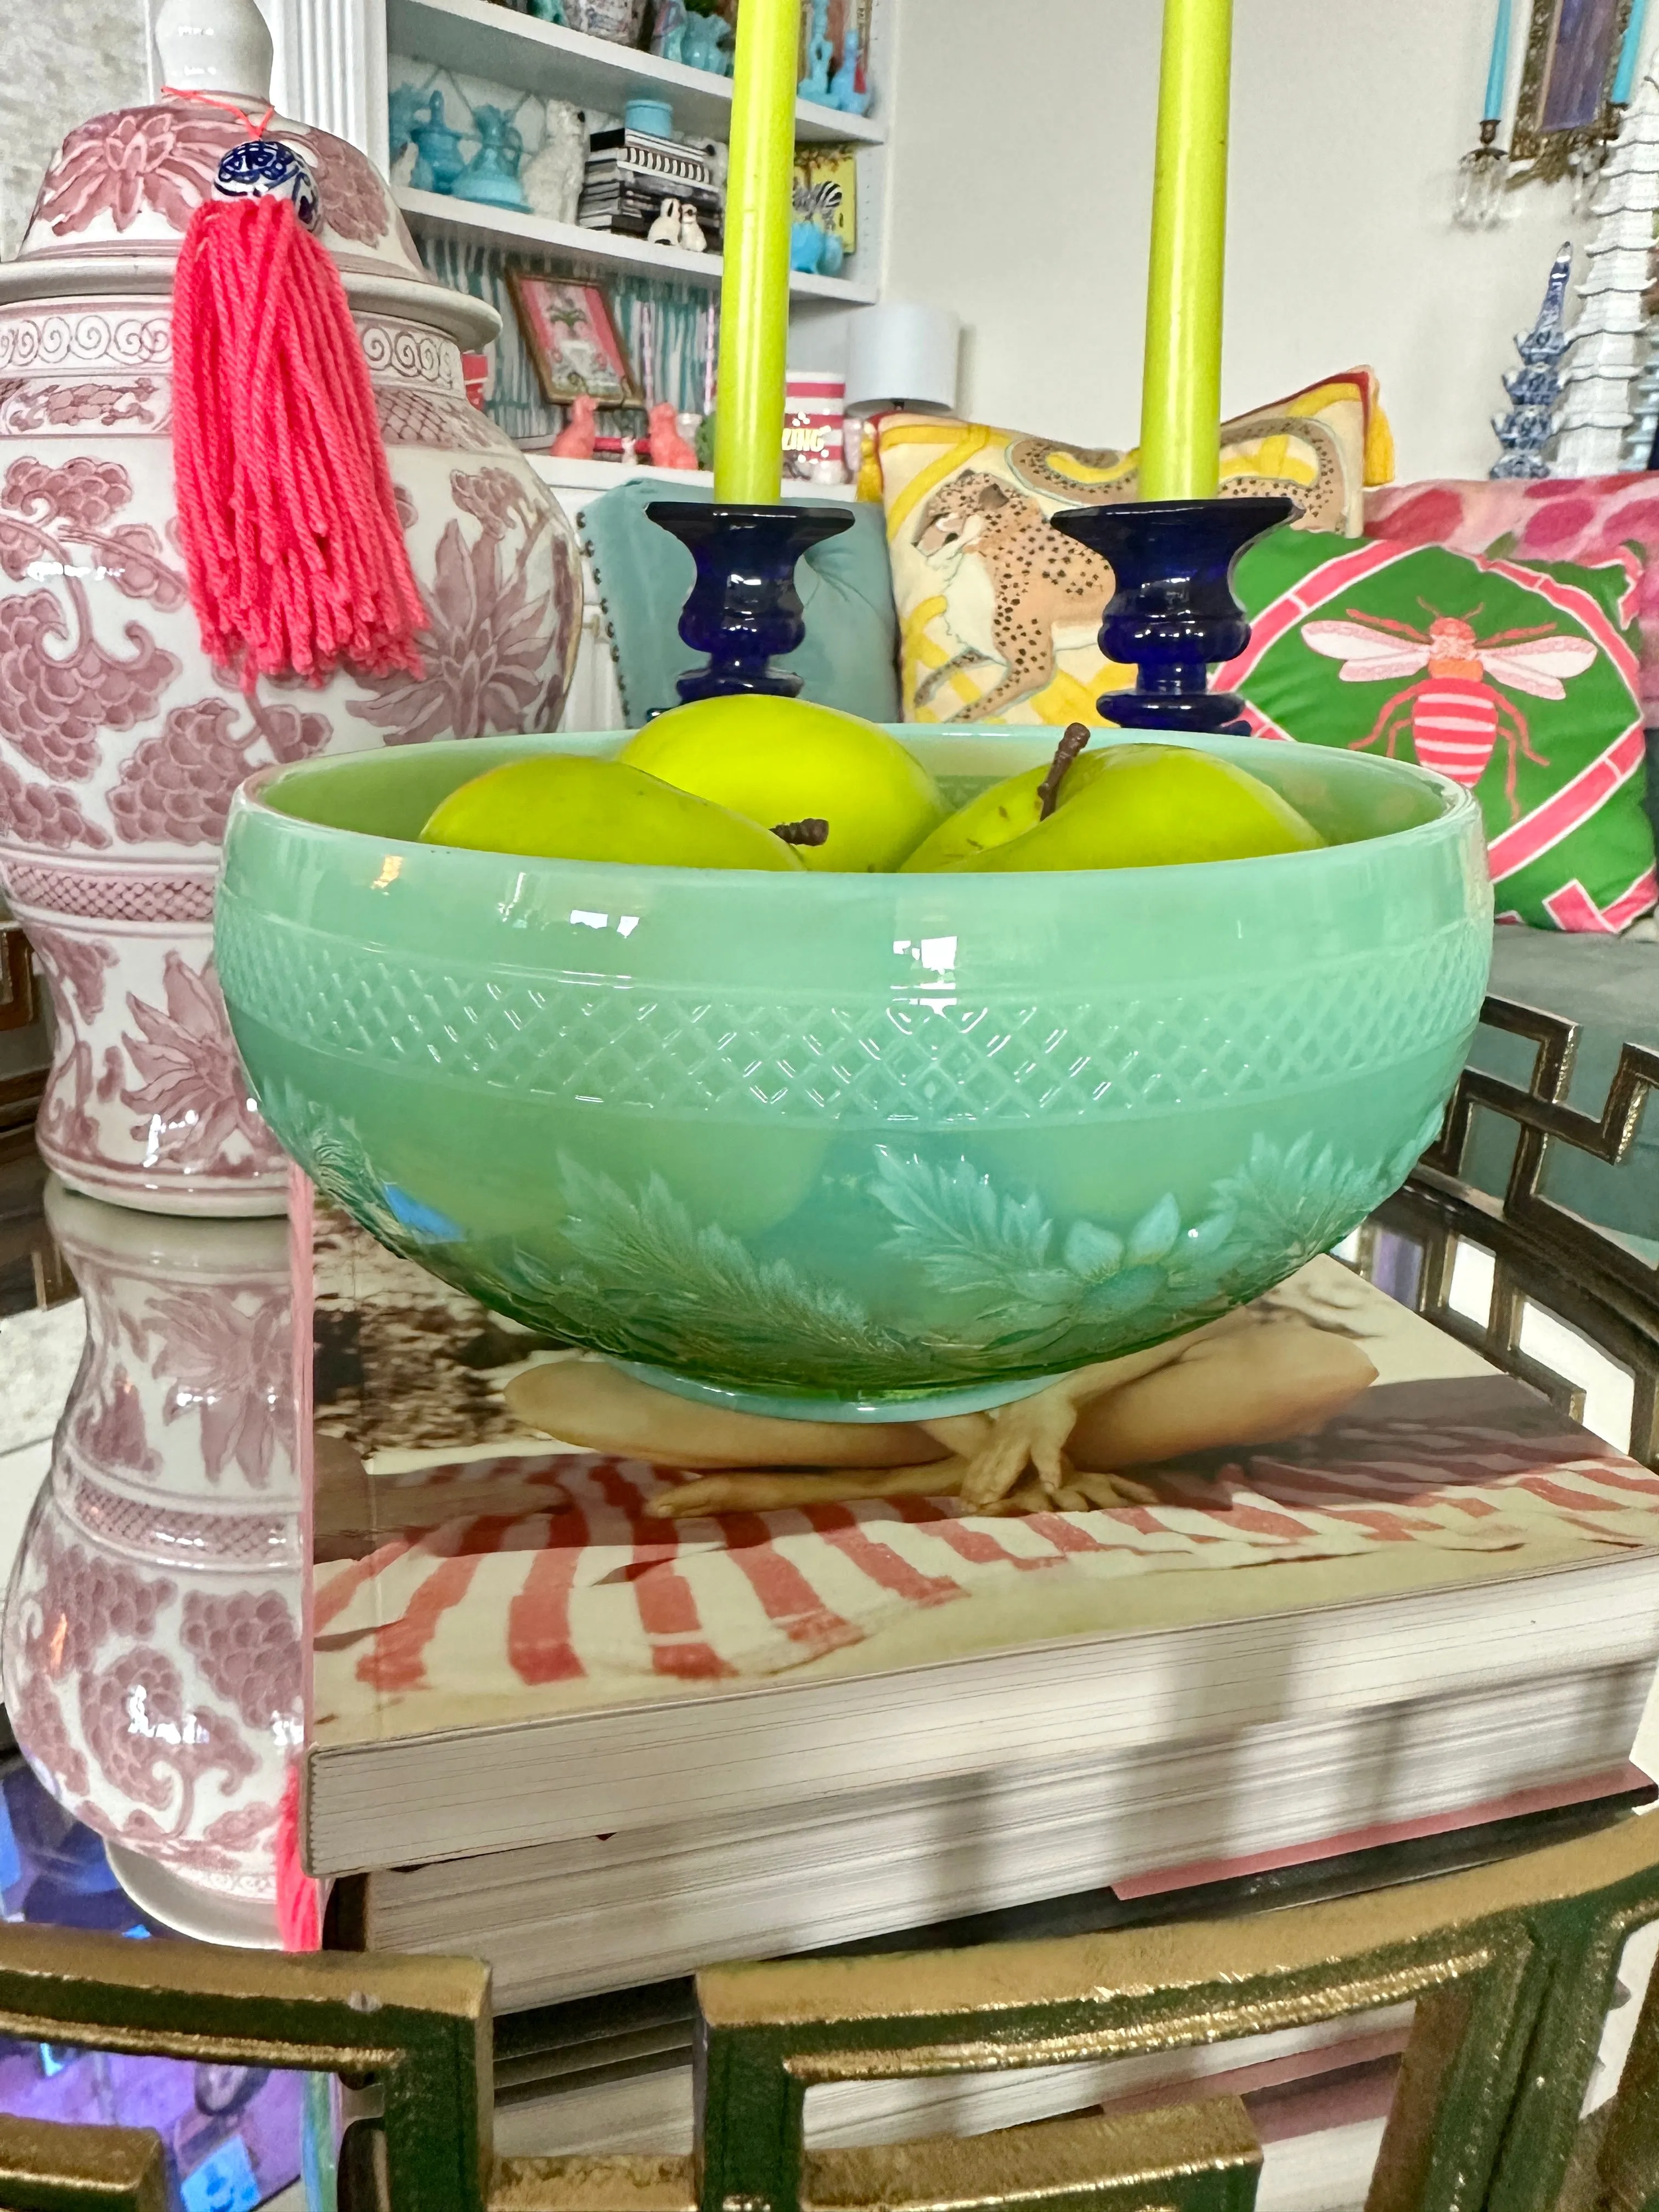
[214,138,322,231]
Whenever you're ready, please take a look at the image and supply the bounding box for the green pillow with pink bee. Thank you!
[1226,528,1653,934]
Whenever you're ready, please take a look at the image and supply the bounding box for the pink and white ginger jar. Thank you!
[1,1178,302,1944]
[0,0,583,1215]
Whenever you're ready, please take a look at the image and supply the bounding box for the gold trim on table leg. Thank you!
[689,1818,1659,2212]
[0,1925,492,2212]
[1578,1927,1659,2212]
[5,1817,1659,2212]
[802,2100,1262,2212]
[0,2114,168,2212]
[490,2157,697,2212]
[482,2104,1264,2212]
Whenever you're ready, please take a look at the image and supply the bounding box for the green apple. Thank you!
[420,754,805,870]
[620,696,943,873]
[930,746,1324,872]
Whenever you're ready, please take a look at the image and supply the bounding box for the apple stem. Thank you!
[1037,724,1093,820]
[773,817,830,847]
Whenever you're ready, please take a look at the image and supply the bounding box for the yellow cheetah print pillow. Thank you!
[880,370,1389,726]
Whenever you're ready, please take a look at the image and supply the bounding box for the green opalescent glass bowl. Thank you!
[215,729,1492,1419]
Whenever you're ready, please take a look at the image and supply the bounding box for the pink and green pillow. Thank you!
[1224,529,1654,934]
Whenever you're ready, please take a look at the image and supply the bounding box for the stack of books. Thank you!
[298,1187,1659,2201]
[577,126,724,246]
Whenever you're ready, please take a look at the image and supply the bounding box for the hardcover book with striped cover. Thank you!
[299,1182,1659,1880]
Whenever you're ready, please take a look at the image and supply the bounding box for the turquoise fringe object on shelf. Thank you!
[416,234,716,443]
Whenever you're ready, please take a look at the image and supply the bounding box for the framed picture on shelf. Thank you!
[1512,0,1638,179]
[793,145,857,251]
[507,272,640,407]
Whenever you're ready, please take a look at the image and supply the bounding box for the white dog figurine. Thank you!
[646,198,684,247]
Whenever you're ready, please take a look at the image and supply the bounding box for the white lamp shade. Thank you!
[845,302,961,416]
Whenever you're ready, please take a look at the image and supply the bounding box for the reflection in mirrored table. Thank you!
[0,1164,312,2207]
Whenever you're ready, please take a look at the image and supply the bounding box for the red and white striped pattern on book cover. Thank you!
[314,1389,1659,1699]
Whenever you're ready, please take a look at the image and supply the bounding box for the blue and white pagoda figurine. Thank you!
[1491,244,1575,479]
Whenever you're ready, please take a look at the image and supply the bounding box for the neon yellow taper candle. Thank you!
[712,0,797,504]
[1138,0,1234,501]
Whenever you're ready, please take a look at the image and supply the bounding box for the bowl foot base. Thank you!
[105,1840,281,1949]
[613,1360,1069,1426]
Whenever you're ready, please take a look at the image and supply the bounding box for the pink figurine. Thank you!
[551,394,598,458]
[648,401,699,470]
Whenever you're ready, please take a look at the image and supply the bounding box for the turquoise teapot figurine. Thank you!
[454,104,529,211]
[409,91,466,195]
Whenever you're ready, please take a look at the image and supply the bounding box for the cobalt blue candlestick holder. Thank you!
[648,501,855,704]
[1051,496,1294,732]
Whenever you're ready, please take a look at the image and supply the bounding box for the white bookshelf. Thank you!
[263,0,889,434]
[385,0,885,148]
[382,0,890,326]
[397,186,880,303]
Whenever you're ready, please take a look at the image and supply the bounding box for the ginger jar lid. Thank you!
[0,0,498,349]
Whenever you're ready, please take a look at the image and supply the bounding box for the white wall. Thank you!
[0,0,152,258]
[878,0,1598,486]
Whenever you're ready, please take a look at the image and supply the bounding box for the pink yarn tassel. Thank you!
[172,193,425,690]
